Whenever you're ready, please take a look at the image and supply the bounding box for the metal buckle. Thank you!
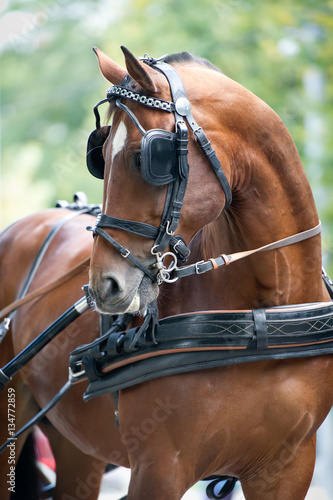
[166,221,175,236]
[3,318,11,331]
[121,248,130,258]
[157,269,178,284]
[195,260,205,274]
[193,126,203,140]
[69,364,86,383]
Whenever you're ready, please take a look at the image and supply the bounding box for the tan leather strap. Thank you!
[175,222,322,278]
[0,256,90,321]
[225,221,322,264]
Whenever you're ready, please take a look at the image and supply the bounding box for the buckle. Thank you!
[193,126,203,140]
[121,248,130,258]
[195,260,205,274]
[166,221,175,236]
[68,364,86,383]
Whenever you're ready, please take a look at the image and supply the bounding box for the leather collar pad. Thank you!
[69,301,333,399]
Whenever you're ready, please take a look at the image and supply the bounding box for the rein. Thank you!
[174,222,322,279]
[0,201,99,343]
[0,255,90,320]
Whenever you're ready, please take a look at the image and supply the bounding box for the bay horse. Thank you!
[0,209,132,499]
[86,47,333,499]
[0,44,331,500]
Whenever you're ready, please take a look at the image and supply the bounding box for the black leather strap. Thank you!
[154,61,232,209]
[253,308,268,349]
[96,214,159,240]
[0,208,95,345]
[93,214,190,262]
[153,121,189,252]
[91,226,157,282]
[193,127,232,209]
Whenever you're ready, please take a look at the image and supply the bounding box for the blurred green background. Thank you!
[1,0,332,273]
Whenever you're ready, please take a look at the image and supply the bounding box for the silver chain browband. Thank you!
[106,86,176,112]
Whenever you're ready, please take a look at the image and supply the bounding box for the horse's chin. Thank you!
[91,276,159,316]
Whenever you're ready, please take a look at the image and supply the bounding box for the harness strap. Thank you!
[90,226,157,282]
[0,380,73,454]
[0,296,89,391]
[17,209,90,300]
[153,61,232,209]
[96,214,159,239]
[193,127,232,209]
[116,99,146,135]
[93,215,190,262]
[253,308,268,349]
[175,222,322,278]
[0,256,90,321]
[0,208,93,343]
[153,121,189,252]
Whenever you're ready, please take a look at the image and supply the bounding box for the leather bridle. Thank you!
[87,54,322,288]
[87,55,232,284]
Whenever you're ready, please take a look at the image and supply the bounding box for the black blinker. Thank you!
[86,126,111,179]
[140,130,177,186]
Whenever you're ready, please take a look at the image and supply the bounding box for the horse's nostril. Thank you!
[108,276,120,295]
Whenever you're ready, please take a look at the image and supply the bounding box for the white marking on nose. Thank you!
[111,120,127,161]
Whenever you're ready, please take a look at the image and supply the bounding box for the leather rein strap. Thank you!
[0,256,90,321]
[0,206,97,335]
[174,222,322,279]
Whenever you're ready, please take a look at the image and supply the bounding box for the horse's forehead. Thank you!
[111,120,128,162]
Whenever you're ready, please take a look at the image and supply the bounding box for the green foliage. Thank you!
[1,0,332,271]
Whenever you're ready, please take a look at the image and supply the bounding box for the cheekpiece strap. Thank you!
[151,60,232,210]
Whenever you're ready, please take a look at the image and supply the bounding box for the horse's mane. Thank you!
[163,52,222,73]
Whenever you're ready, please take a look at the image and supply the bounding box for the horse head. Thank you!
[88,46,324,318]
[88,47,231,314]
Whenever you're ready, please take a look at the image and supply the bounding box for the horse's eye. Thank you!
[135,153,141,169]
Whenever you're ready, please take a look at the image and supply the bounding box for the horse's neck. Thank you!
[159,125,326,317]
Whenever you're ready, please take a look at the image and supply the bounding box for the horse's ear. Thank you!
[121,46,159,94]
[93,47,128,85]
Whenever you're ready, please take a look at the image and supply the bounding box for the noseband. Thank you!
[87,54,232,284]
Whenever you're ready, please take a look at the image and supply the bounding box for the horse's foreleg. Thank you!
[40,420,107,500]
[240,435,316,500]
[126,456,189,500]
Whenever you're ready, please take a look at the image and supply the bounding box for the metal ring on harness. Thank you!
[150,250,179,284]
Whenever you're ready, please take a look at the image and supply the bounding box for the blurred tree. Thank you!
[1,0,332,270]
